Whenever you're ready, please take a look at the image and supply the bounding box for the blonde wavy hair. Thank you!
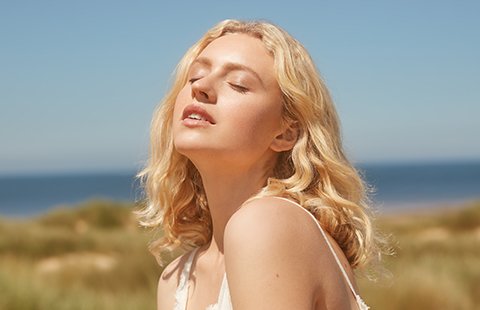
[137,19,383,270]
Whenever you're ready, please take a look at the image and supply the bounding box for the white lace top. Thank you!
[173,197,369,310]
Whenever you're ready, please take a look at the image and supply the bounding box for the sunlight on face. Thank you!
[172,34,285,170]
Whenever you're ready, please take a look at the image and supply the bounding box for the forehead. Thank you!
[195,34,277,85]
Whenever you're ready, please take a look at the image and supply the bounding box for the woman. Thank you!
[138,19,380,309]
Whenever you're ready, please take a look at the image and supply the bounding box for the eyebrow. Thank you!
[191,57,265,87]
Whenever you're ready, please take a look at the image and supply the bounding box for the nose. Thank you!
[191,77,217,104]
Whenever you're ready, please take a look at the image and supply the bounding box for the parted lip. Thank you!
[182,104,216,124]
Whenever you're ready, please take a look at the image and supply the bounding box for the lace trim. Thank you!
[205,304,217,310]
[356,294,370,310]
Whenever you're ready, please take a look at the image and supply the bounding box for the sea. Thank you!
[1,161,479,217]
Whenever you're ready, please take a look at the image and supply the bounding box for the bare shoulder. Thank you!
[224,196,331,309]
[225,196,322,249]
[156,252,190,310]
[224,196,358,309]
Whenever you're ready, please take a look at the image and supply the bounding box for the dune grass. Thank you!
[1,199,479,309]
[359,201,480,309]
[0,200,160,310]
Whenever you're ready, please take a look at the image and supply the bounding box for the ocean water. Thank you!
[360,161,480,212]
[0,172,140,217]
[0,161,479,217]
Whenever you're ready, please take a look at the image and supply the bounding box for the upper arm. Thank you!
[224,197,323,310]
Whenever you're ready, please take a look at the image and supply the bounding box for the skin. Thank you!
[157,33,359,310]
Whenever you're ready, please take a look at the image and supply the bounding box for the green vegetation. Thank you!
[1,199,479,309]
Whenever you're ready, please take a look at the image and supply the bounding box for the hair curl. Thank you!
[137,19,385,270]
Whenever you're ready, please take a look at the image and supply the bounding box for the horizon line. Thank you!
[1,157,479,178]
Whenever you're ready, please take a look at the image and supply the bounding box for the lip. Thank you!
[181,104,216,125]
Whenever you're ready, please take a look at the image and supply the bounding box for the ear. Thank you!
[270,121,299,152]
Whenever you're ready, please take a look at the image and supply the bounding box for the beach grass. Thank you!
[0,200,160,310]
[1,199,479,309]
[359,201,480,309]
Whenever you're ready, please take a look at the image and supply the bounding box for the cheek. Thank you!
[249,98,283,132]
[229,98,283,140]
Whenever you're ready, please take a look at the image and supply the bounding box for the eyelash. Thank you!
[229,83,249,94]
[188,78,249,94]
[188,78,200,84]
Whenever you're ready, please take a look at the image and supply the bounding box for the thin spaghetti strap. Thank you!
[270,197,361,299]
[174,249,198,310]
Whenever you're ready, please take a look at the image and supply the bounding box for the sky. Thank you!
[1,0,479,175]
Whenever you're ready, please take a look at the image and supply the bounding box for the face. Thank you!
[172,33,285,170]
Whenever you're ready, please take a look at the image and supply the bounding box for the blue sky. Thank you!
[1,1,479,175]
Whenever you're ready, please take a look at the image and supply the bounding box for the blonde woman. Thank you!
[138,19,379,310]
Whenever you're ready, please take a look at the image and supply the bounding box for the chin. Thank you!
[174,140,211,158]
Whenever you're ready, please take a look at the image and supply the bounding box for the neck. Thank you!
[195,158,274,254]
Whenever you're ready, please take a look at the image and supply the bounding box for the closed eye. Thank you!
[229,83,249,94]
[188,77,201,84]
